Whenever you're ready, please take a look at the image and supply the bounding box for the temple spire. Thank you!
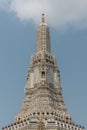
[36,14,51,54]
[2,14,85,130]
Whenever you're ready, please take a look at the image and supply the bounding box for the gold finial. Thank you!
[41,13,45,23]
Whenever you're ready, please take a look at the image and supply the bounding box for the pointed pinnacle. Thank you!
[41,13,45,23]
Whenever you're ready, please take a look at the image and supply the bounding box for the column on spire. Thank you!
[36,14,51,54]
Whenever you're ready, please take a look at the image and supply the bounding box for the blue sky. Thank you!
[0,1,87,130]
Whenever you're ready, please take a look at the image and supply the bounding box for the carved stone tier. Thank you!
[2,116,84,130]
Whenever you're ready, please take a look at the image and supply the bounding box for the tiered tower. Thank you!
[2,14,85,130]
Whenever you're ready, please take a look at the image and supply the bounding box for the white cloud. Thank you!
[1,0,87,29]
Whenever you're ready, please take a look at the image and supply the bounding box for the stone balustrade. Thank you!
[2,118,85,130]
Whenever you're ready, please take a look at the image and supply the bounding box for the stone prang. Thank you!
[2,14,85,130]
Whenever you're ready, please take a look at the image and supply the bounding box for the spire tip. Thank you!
[42,13,45,17]
[41,13,45,23]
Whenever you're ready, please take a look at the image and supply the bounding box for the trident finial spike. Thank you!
[41,13,45,23]
[42,13,45,16]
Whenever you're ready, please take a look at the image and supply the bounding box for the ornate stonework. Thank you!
[2,14,85,130]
